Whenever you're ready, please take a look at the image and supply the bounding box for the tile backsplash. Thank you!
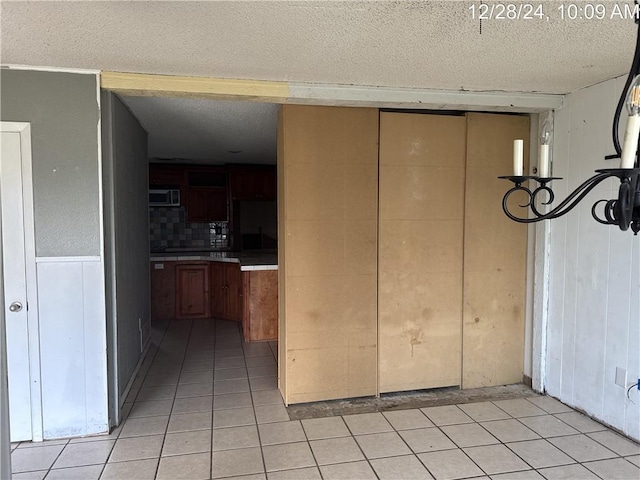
[150,207,229,250]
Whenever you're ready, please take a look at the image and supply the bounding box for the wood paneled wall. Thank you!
[378,112,466,392]
[462,113,530,388]
[278,105,379,404]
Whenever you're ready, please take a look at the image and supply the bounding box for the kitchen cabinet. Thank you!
[175,263,210,319]
[210,262,243,322]
[242,270,278,342]
[149,164,186,187]
[210,262,226,319]
[186,187,228,222]
[151,261,176,321]
[229,166,276,201]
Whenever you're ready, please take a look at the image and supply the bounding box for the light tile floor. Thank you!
[9,319,640,480]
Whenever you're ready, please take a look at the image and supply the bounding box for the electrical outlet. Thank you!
[615,367,627,387]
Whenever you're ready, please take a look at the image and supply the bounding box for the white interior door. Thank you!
[1,125,36,441]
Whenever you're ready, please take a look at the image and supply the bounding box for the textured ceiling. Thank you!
[1,1,637,95]
[121,96,278,164]
[5,1,636,164]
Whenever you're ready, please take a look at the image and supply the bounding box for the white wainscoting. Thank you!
[36,256,109,438]
[547,76,639,441]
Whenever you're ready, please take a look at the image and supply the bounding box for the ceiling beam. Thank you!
[101,71,563,113]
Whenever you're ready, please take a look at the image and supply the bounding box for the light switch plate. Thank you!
[615,367,627,387]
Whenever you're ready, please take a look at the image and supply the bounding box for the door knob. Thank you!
[9,302,23,313]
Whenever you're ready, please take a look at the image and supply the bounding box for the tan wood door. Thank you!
[378,112,466,393]
[462,113,529,388]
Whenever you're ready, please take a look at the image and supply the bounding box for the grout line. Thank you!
[152,319,193,479]
[239,321,268,477]
[339,414,383,479]
[210,320,216,480]
[299,412,324,479]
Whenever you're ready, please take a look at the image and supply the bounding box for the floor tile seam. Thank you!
[131,321,175,405]
[544,434,622,463]
[15,439,71,450]
[210,326,218,480]
[550,412,609,432]
[160,445,213,458]
[154,319,194,480]
[413,450,450,480]
[175,392,216,400]
[302,428,326,477]
[584,431,640,455]
[438,418,502,449]
[523,396,559,414]
[39,438,115,479]
[502,439,578,470]
[623,455,640,468]
[213,321,263,478]
[488,401,529,420]
[446,443,508,478]
[575,460,613,480]
[464,441,559,477]
[493,410,550,420]
[512,415,582,439]
[32,435,78,476]
[338,414,389,478]
[128,412,175,420]
[382,406,434,428]
[247,353,268,477]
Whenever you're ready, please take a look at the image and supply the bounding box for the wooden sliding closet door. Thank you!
[378,112,466,393]
[279,105,379,404]
[463,113,529,388]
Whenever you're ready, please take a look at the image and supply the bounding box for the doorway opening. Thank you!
[102,94,280,425]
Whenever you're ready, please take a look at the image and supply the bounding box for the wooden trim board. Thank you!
[101,72,290,103]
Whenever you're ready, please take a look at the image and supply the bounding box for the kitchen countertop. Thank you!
[150,251,278,271]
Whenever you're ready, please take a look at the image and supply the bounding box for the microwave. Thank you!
[149,189,180,206]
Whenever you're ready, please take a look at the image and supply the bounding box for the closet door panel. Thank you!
[463,113,529,388]
[378,112,466,393]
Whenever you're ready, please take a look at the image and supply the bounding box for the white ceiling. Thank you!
[1,1,636,95]
[3,1,638,163]
[121,96,278,164]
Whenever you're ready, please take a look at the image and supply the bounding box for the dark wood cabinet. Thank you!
[227,264,243,321]
[210,262,243,322]
[211,262,226,319]
[151,261,176,321]
[229,166,276,201]
[149,164,186,187]
[186,187,228,222]
[151,260,277,337]
[175,263,210,319]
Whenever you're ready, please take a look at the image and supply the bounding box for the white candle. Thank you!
[621,115,640,168]
[539,144,550,178]
[513,139,524,176]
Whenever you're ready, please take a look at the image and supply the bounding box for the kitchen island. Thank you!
[150,251,278,342]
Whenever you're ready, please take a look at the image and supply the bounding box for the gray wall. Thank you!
[102,92,151,407]
[0,69,100,257]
